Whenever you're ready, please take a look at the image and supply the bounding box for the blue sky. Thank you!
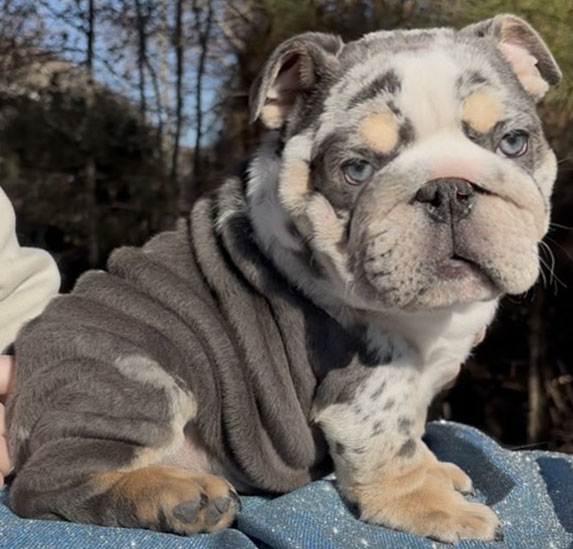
[39,0,221,149]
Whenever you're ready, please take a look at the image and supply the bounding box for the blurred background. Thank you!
[1,0,572,452]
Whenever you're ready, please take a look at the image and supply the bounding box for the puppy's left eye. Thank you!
[342,160,374,185]
[497,131,529,157]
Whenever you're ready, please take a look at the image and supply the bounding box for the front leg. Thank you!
[313,363,500,544]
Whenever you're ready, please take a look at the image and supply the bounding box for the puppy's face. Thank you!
[250,16,561,312]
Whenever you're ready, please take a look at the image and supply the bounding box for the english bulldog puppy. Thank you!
[6,14,560,543]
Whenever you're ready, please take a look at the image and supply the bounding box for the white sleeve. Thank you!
[0,187,60,352]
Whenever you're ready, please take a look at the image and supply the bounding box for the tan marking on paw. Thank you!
[96,465,240,535]
[461,90,501,134]
[428,460,474,493]
[346,448,498,543]
[360,111,399,154]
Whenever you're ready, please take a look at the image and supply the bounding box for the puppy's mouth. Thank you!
[407,252,499,310]
[436,254,482,280]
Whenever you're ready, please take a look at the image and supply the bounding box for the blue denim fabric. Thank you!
[0,421,571,548]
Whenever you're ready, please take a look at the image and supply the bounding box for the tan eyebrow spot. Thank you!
[461,90,502,134]
[360,111,399,154]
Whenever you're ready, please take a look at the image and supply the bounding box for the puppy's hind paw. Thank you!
[96,465,241,535]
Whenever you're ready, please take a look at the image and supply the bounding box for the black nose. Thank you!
[414,178,475,223]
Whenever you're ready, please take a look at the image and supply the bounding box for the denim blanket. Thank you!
[0,421,571,548]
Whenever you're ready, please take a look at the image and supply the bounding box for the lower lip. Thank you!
[437,258,476,279]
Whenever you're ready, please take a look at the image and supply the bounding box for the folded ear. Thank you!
[462,14,561,101]
[249,32,344,129]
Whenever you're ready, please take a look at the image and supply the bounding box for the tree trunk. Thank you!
[134,0,147,122]
[85,0,98,267]
[171,0,185,213]
[191,0,214,189]
[158,0,171,139]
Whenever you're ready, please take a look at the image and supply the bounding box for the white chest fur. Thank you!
[363,299,498,403]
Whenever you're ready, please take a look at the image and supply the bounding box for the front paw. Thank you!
[352,464,499,543]
[428,459,474,494]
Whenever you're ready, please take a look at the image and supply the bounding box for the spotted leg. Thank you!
[313,363,500,544]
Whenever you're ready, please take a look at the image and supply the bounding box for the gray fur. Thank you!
[347,70,401,109]
[8,178,358,497]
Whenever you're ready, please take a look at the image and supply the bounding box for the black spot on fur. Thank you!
[396,438,416,458]
[348,70,401,109]
[372,420,383,436]
[456,72,489,95]
[465,71,489,88]
[399,119,415,146]
[383,398,395,410]
[371,381,386,400]
[398,416,413,434]
[469,72,488,86]
[386,100,401,116]
[335,442,346,455]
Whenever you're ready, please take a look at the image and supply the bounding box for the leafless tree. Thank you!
[85,0,99,267]
[191,0,214,185]
[134,0,147,121]
[171,0,185,212]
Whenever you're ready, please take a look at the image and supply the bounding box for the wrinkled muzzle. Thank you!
[347,136,547,311]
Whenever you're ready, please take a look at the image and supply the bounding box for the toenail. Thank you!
[230,491,243,511]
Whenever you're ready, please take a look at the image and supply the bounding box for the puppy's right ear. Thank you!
[249,32,344,129]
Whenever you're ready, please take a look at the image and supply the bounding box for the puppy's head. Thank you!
[249,15,561,312]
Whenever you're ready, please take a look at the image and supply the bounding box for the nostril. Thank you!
[429,193,442,208]
[415,181,440,205]
[453,181,474,201]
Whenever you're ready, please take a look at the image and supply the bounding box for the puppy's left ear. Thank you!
[249,32,344,129]
[462,14,562,101]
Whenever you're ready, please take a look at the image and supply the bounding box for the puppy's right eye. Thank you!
[497,130,529,157]
[342,159,374,185]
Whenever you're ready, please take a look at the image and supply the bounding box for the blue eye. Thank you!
[342,159,374,185]
[497,131,528,157]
